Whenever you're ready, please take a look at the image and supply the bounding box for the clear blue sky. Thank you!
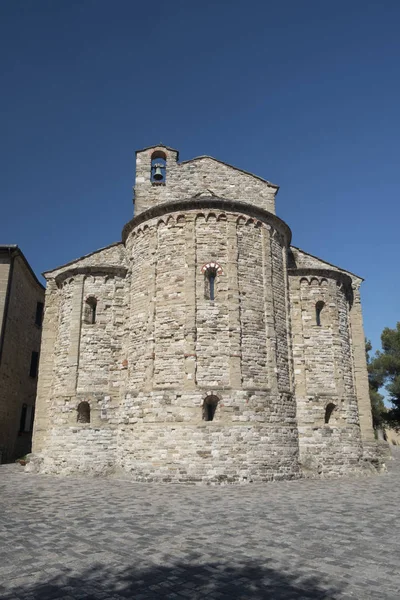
[1,0,399,353]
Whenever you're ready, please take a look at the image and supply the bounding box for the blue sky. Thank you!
[1,0,399,353]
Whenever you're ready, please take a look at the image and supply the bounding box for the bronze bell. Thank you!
[153,164,164,181]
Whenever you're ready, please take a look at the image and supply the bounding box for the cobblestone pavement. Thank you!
[0,450,399,600]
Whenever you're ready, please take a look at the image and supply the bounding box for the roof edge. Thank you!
[43,242,123,278]
[136,144,179,158]
[179,156,279,190]
[290,246,363,282]
[0,245,45,290]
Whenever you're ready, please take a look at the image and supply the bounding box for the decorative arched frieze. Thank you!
[54,266,127,286]
[122,198,292,246]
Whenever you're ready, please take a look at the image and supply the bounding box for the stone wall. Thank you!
[288,270,365,476]
[0,253,44,461]
[32,201,302,482]
[30,146,380,482]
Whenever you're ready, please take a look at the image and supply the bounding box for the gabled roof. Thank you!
[0,245,44,290]
[43,242,123,278]
[180,156,279,190]
[290,246,363,282]
[136,144,179,157]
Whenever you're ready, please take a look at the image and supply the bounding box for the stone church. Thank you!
[30,145,381,482]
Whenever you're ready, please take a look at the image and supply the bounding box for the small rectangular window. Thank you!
[29,351,39,378]
[19,404,34,432]
[35,302,44,326]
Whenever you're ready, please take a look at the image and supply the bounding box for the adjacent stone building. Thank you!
[30,145,380,482]
[0,245,44,463]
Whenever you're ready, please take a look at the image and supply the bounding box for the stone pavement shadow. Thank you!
[0,560,345,599]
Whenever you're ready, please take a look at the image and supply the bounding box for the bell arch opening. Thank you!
[151,151,167,184]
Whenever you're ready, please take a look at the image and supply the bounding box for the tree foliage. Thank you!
[367,324,400,429]
[366,340,386,429]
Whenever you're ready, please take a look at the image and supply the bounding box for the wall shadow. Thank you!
[0,559,345,599]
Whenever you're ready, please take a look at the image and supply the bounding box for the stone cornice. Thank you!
[288,268,354,305]
[55,265,127,285]
[122,197,292,245]
[287,267,353,287]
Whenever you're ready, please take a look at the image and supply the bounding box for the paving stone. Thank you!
[0,449,399,599]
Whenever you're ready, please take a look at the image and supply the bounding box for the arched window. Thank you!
[201,262,223,301]
[84,297,97,324]
[203,396,219,421]
[77,401,90,424]
[207,267,217,301]
[324,403,336,424]
[151,151,166,183]
[316,301,325,326]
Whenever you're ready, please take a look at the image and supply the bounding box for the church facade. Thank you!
[30,145,380,482]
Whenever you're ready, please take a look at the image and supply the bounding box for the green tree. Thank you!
[366,339,386,429]
[367,324,400,429]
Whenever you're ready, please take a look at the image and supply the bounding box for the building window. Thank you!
[151,151,166,184]
[19,404,34,433]
[316,301,325,326]
[208,268,217,301]
[201,262,223,301]
[324,403,336,424]
[77,401,90,424]
[35,302,44,326]
[84,297,97,324]
[29,351,39,378]
[203,396,219,422]
[19,404,27,433]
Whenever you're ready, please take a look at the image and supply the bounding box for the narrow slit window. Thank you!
[201,262,222,301]
[205,267,218,301]
[209,270,216,301]
[316,301,325,326]
[325,403,336,424]
[77,401,90,424]
[84,297,97,324]
[203,396,219,421]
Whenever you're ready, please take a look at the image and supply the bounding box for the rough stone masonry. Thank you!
[29,145,385,482]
